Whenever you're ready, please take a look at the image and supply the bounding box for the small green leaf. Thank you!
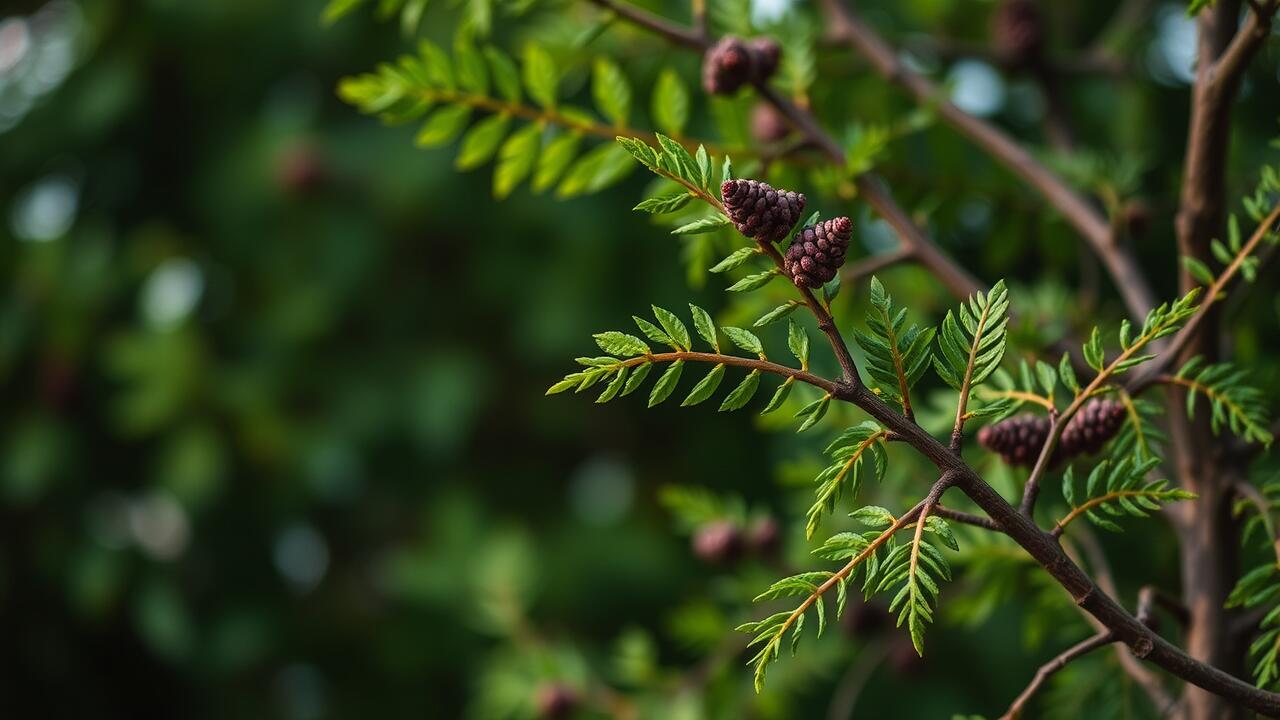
[456,114,510,170]
[415,105,471,147]
[493,123,541,198]
[652,68,689,136]
[634,315,674,347]
[689,304,719,351]
[672,215,731,235]
[754,302,800,327]
[653,306,691,350]
[484,46,521,103]
[788,319,809,368]
[719,370,761,411]
[533,132,581,192]
[727,269,779,292]
[682,364,726,406]
[710,246,759,273]
[795,394,831,433]
[622,361,653,396]
[592,58,632,127]
[634,193,692,214]
[722,326,763,356]
[522,44,559,108]
[594,331,649,357]
[648,360,684,406]
[762,377,794,414]
[1182,256,1215,285]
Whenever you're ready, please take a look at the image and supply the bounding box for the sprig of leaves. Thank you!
[1171,357,1274,446]
[1228,563,1280,689]
[548,306,829,425]
[852,277,935,418]
[338,40,711,199]
[934,281,1010,428]
[804,422,888,539]
[867,511,957,655]
[741,504,922,692]
[1055,456,1195,534]
[1080,289,1201,380]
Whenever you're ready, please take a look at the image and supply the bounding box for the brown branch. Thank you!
[1063,531,1179,713]
[819,0,1158,321]
[585,0,704,49]
[622,351,840,394]
[1131,201,1280,391]
[933,504,1002,532]
[1000,631,1117,719]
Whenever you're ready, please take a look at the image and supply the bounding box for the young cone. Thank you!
[977,414,1052,467]
[783,217,852,288]
[721,179,806,242]
[702,35,783,95]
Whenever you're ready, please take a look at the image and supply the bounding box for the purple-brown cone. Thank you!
[721,179,806,242]
[991,0,1045,67]
[977,399,1127,468]
[702,36,782,95]
[783,217,852,288]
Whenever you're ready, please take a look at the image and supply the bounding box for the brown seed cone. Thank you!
[991,0,1044,67]
[721,179,806,242]
[692,520,743,564]
[1059,399,1127,458]
[702,35,783,95]
[977,414,1052,468]
[783,217,852,288]
[534,684,578,720]
[751,102,791,143]
[747,516,781,556]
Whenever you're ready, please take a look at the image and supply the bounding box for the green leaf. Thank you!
[762,377,794,414]
[689,304,719,351]
[682,364,726,406]
[597,366,628,402]
[1059,353,1080,394]
[652,68,689,136]
[622,362,653,396]
[634,193,692,214]
[592,58,632,127]
[415,105,471,147]
[727,269,778,292]
[454,38,489,96]
[633,315,674,347]
[323,0,370,24]
[720,370,761,411]
[484,46,521,103]
[754,302,800,327]
[493,123,541,198]
[672,215,731,235]
[593,331,649,357]
[722,326,763,356]
[795,394,831,433]
[648,360,684,406]
[652,306,691,350]
[932,280,1009,392]
[532,132,580,192]
[456,114,510,170]
[1183,256,1215,285]
[522,44,558,108]
[852,276,935,412]
[710,246,759,273]
[788,319,810,368]
[557,142,635,198]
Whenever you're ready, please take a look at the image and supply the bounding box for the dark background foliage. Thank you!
[0,1,1278,718]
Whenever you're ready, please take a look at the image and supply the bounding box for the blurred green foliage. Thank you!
[1,0,1279,718]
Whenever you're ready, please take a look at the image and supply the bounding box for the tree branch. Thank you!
[819,0,1158,321]
[1000,631,1117,719]
[623,351,840,394]
[1131,200,1280,391]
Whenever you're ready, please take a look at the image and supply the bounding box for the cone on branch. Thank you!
[702,36,782,95]
[977,399,1128,468]
[534,684,579,719]
[991,0,1045,68]
[746,516,781,556]
[721,178,806,242]
[1059,399,1127,458]
[783,217,852,288]
[692,519,743,564]
[751,102,791,143]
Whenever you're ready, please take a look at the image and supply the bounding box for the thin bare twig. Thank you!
[1000,631,1117,719]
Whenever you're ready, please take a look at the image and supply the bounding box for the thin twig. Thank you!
[1000,631,1117,719]
[818,0,1157,322]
